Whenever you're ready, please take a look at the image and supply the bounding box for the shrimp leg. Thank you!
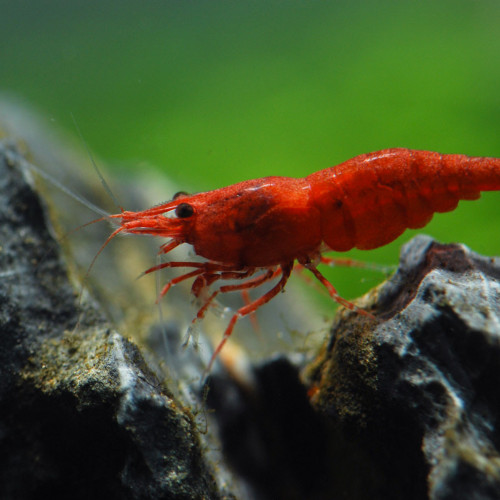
[142,260,233,276]
[190,268,278,320]
[304,263,375,318]
[320,256,395,273]
[206,263,293,372]
[193,267,280,322]
[145,260,247,299]
[190,269,257,321]
[157,268,206,300]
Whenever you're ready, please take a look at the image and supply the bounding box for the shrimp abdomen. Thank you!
[308,148,500,251]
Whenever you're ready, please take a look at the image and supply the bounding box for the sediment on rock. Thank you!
[305,235,500,500]
[0,139,222,499]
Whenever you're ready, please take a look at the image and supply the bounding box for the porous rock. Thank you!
[0,141,221,499]
[306,235,500,500]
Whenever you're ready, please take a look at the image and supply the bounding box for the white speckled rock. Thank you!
[309,235,500,500]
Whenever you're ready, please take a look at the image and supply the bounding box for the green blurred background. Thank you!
[1,0,499,305]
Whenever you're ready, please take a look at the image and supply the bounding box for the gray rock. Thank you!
[0,141,221,499]
[307,235,500,500]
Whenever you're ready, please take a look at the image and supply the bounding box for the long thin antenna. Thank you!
[70,113,122,211]
[15,154,111,219]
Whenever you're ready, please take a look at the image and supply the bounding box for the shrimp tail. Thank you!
[308,148,500,251]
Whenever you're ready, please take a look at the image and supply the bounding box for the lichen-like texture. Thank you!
[0,142,221,499]
[307,235,500,500]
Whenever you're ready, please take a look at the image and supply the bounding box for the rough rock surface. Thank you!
[306,235,500,499]
[0,141,221,499]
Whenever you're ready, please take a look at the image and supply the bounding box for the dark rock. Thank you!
[205,356,330,500]
[0,141,221,499]
[306,235,500,500]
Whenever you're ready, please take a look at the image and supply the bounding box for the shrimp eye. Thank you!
[173,191,189,200]
[175,202,194,218]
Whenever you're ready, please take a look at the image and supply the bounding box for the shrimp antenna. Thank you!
[19,155,111,219]
[70,112,123,212]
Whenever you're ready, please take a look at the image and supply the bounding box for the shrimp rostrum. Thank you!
[104,148,500,369]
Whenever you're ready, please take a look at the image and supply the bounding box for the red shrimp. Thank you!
[103,148,500,370]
